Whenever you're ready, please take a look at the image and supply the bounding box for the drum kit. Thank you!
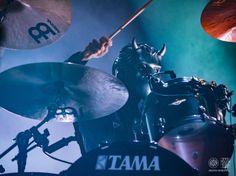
[0,0,236,176]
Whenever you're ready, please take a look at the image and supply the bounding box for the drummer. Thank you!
[65,37,166,150]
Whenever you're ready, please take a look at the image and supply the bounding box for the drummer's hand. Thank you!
[81,36,112,61]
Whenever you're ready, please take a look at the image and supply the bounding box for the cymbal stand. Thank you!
[64,107,86,156]
[11,129,50,162]
[47,106,86,156]
[0,164,5,173]
[73,122,86,156]
[0,105,57,173]
[15,127,31,174]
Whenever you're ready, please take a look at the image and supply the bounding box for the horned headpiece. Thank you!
[112,38,166,77]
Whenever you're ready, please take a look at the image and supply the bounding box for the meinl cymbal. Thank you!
[0,0,71,49]
[0,62,129,122]
[201,0,236,42]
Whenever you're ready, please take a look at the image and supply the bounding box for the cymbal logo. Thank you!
[28,20,58,44]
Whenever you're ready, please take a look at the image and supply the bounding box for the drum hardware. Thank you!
[0,105,57,173]
[148,70,176,92]
[141,103,166,143]
[141,113,155,142]
[11,128,50,162]
[154,70,177,79]
[155,117,166,135]
[230,103,236,117]
[44,106,86,155]
[73,122,86,156]
[214,84,233,112]
[200,108,236,140]
[130,128,139,143]
[0,105,87,171]
[0,165,5,174]
[199,105,229,129]
[41,125,86,163]
[223,101,236,138]
[0,62,129,173]
[231,124,236,139]
[198,105,216,122]
[43,136,75,155]
[141,77,234,175]
[21,125,85,160]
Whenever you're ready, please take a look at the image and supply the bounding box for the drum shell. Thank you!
[144,77,227,140]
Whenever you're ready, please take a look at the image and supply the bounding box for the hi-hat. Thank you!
[201,0,236,42]
[0,62,129,122]
[0,0,71,49]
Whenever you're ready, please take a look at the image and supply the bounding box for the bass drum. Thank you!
[144,77,234,175]
[62,142,199,176]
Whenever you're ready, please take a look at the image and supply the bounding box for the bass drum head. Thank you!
[159,122,234,176]
[64,142,199,176]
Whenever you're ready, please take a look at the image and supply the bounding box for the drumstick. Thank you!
[109,0,154,40]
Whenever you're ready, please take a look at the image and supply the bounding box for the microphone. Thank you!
[44,136,75,154]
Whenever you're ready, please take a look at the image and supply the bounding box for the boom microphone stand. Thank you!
[0,105,57,173]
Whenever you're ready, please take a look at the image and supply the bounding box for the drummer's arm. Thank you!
[65,36,112,65]
[65,51,87,65]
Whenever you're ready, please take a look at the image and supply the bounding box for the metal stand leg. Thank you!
[0,105,57,173]
[73,122,86,156]
[16,131,31,174]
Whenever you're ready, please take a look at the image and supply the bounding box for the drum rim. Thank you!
[165,77,194,84]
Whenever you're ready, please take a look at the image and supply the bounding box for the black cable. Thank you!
[43,151,73,165]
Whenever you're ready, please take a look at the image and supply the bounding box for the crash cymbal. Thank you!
[0,0,71,49]
[0,62,129,122]
[201,0,236,42]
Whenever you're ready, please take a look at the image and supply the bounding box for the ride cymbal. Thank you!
[0,0,71,49]
[0,62,129,122]
[201,0,236,42]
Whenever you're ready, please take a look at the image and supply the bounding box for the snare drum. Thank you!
[63,142,199,176]
[143,77,234,175]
